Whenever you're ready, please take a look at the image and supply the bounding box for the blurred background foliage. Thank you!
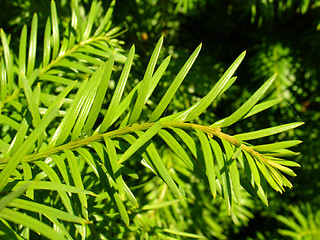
[1,0,320,239]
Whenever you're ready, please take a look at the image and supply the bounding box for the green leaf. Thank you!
[277,214,302,232]
[0,208,66,240]
[58,25,70,57]
[113,192,130,226]
[104,137,127,201]
[142,199,180,210]
[64,149,88,219]
[122,180,139,208]
[0,59,7,101]
[68,9,77,50]
[279,172,293,188]
[120,132,181,198]
[102,82,140,130]
[118,121,162,164]
[174,51,246,122]
[141,135,183,199]
[232,145,242,160]
[242,152,268,205]
[129,36,163,124]
[222,139,241,203]
[27,69,40,86]
[212,74,276,127]
[0,99,63,190]
[196,129,217,198]
[70,0,82,36]
[171,128,198,159]
[21,75,41,127]
[49,80,89,146]
[10,180,96,196]
[18,25,27,86]
[70,52,104,65]
[115,54,171,129]
[252,140,302,151]
[0,218,23,240]
[55,59,94,74]
[51,0,60,59]
[291,206,308,228]
[243,151,261,186]
[269,157,301,167]
[0,29,13,93]
[47,81,77,117]
[76,148,99,177]
[22,162,33,199]
[5,113,31,157]
[72,56,114,139]
[0,115,20,131]
[146,55,172,100]
[0,140,10,154]
[33,83,41,107]
[233,122,304,141]
[267,166,289,190]
[94,0,115,36]
[120,134,156,174]
[255,159,282,192]
[99,46,134,132]
[39,74,80,86]
[265,158,297,177]
[0,183,30,211]
[263,149,300,157]
[162,228,206,239]
[42,18,51,68]
[158,129,207,182]
[149,43,201,122]
[35,160,74,214]
[45,216,74,240]
[210,139,232,211]
[243,98,281,119]
[90,142,130,225]
[9,199,88,224]
[26,13,38,78]
[78,46,113,60]
[83,0,99,40]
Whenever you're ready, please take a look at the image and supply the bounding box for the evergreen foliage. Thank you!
[0,0,307,239]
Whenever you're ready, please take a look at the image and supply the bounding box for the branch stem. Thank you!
[0,121,266,167]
